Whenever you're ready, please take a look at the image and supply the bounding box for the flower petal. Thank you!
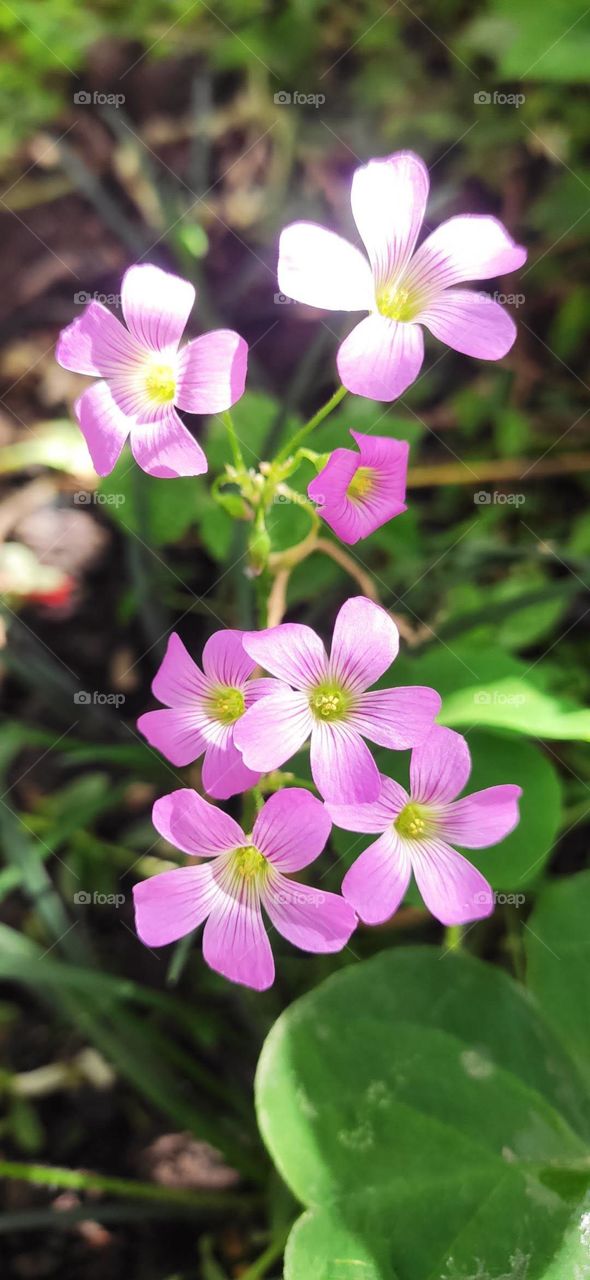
[310,721,380,804]
[74,381,130,477]
[308,438,408,545]
[233,689,312,772]
[351,151,429,289]
[175,330,248,413]
[329,596,399,692]
[351,685,442,749]
[121,264,195,351]
[342,829,411,924]
[337,315,424,401]
[133,862,217,947]
[130,405,207,477]
[202,629,255,687]
[416,290,517,359]
[252,789,332,871]
[137,707,207,767]
[242,623,328,688]
[151,632,209,706]
[203,874,274,991]
[352,431,409,504]
[56,301,144,376]
[201,739,261,800]
[411,837,495,925]
[327,774,409,833]
[440,785,522,849]
[262,870,357,953]
[405,214,527,296]
[277,222,373,311]
[410,725,471,805]
[152,788,245,858]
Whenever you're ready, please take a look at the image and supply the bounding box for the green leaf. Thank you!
[526,872,590,1091]
[98,451,198,546]
[256,949,590,1280]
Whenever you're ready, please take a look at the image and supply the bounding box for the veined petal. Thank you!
[176,330,248,414]
[329,596,399,692]
[308,441,407,545]
[74,381,130,476]
[152,787,245,858]
[202,629,255,687]
[416,290,517,359]
[121,264,195,351]
[246,678,280,705]
[234,689,312,772]
[133,862,217,947]
[151,633,209,706]
[203,869,274,991]
[252,789,332,871]
[56,301,145,377]
[327,774,409,833]
[352,685,441,749]
[404,214,527,297]
[411,837,495,925]
[410,725,471,805]
[277,222,373,311]
[342,829,411,924]
[262,870,357,953]
[130,406,207,477]
[440,785,522,849]
[201,739,261,800]
[337,315,424,401]
[352,431,409,504]
[351,151,429,290]
[242,623,328,688]
[310,721,380,804]
[137,707,207,767]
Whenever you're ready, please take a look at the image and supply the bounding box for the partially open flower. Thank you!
[308,430,409,543]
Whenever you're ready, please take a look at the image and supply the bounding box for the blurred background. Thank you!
[0,0,589,1276]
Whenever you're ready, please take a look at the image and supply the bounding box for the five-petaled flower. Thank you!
[137,631,277,800]
[234,596,441,803]
[133,788,357,990]
[278,150,526,401]
[56,264,248,478]
[308,430,409,544]
[327,725,522,926]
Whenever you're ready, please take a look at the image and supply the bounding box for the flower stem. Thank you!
[444,924,464,951]
[0,1159,258,1213]
[275,385,347,463]
[240,1224,292,1280]
[222,409,245,470]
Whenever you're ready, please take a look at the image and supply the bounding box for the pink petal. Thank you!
[405,214,527,295]
[252,789,332,871]
[308,439,408,545]
[342,829,411,925]
[152,788,245,858]
[121,264,195,351]
[176,330,248,414]
[201,629,254,687]
[352,431,409,504]
[440,785,522,849]
[130,405,207,477]
[233,688,312,772]
[262,870,357,953]
[310,721,380,804]
[351,151,429,289]
[416,290,517,359]
[201,739,261,800]
[351,685,441,749]
[277,222,373,311]
[337,315,424,401]
[410,726,471,805]
[329,597,399,692]
[151,633,208,706]
[133,862,217,947]
[203,874,274,991]
[411,837,495,926]
[242,623,328,688]
[327,774,409,833]
[56,301,144,377]
[137,707,207,767]
[246,677,280,705]
[74,381,130,477]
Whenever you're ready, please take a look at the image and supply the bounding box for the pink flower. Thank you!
[56,264,248,477]
[133,787,357,990]
[278,151,526,401]
[308,430,409,544]
[137,631,277,800]
[233,596,441,804]
[327,725,522,926]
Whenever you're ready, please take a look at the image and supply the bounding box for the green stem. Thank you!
[275,385,347,463]
[0,1160,258,1213]
[444,924,464,951]
[222,409,245,470]
[240,1224,292,1280]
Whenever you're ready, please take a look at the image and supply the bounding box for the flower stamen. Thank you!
[375,284,418,323]
[309,683,349,722]
[234,844,267,880]
[145,361,176,404]
[210,686,246,725]
[395,802,428,839]
[347,466,375,503]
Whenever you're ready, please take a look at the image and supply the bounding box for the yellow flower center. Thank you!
[375,284,418,323]
[144,361,176,404]
[395,802,428,839]
[309,683,349,722]
[347,466,375,503]
[234,844,267,880]
[210,686,246,725]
